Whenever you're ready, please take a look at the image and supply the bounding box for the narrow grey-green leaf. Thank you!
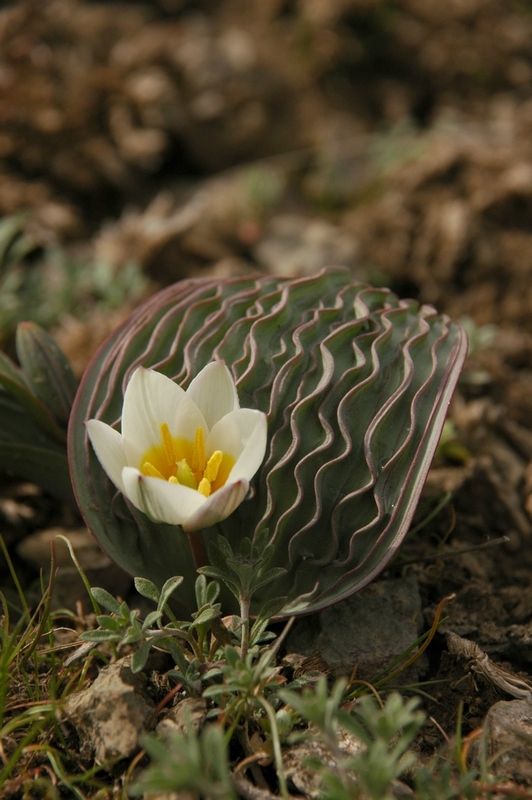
[190,607,221,629]
[158,576,185,612]
[143,610,163,630]
[131,639,153,673]
[90,587,122,615]
[80,629,119,643]
[134,577,161,603]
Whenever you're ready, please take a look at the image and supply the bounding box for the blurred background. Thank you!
[1,0,532,376]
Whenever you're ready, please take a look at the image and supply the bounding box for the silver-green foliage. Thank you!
[281,681,426,800]
[133,679,428,800]
[69,267,467,615]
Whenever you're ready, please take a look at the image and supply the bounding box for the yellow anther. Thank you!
[160,422,176,466]
[198,477,211,497]
[191,426,206,473]
[140,424,230,497]
[204,450,223,483]
[142,461,165,479]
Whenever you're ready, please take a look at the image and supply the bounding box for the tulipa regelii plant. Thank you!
[68,267,467,616]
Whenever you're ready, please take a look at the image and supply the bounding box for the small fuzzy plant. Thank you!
[68,267,467,617]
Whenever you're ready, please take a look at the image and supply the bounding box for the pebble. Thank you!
[62,657,155,763]
[286,575,425,682]
[478,699,532,785]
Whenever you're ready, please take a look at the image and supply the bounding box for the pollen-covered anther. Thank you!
[160,422,176,466]
[198,477,211,497]
[204,450,223,482]
[143,461,164,479]
[191,426,206,473]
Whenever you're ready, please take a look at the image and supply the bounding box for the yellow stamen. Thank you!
[204,450,223,483]
[160,422,176,466]
[140,423,233,497]
[198,477,211,497]
[191,426,206,473]
[142,461,165,479]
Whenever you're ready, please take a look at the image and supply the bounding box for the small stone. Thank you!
[283,726,362,799]
[286,576,425,682]
[479,699,532,784]
[156,697,207,738]
[62,657,155,763]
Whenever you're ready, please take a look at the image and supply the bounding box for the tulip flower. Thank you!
[85,362,267,532]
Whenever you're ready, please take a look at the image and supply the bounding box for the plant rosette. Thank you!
[68,267,468,616]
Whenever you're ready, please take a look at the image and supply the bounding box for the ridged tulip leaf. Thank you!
[68,268,467,615]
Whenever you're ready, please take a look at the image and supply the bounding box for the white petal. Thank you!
[121,367,206,463]
[122,466,205,526]
[207,408,267,482]
[182,479,249,532]
[86,419,127,492]
[186,361,239,430]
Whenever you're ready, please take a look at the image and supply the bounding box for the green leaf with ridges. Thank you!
[69,268,467,616]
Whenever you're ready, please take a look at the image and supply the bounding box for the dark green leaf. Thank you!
[96,614,121,632]
[0,352,65,442]
[16,321,77,426]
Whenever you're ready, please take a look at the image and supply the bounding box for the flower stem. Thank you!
[239,592,250,660]
[185,528,209,570]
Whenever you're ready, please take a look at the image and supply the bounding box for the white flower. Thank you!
[86,362,267,532]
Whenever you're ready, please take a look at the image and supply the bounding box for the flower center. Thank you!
[140,423,235,497]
